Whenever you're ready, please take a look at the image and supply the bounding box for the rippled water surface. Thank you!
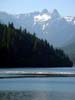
[0,67,75,100]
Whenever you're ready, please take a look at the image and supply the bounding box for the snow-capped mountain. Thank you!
[64,16,75,24]
[0,9,75,47]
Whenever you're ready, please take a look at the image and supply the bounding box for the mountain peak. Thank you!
[51,9,60,18]
[41,9,49,14]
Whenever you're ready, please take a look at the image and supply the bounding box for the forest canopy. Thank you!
[0,23,73,67]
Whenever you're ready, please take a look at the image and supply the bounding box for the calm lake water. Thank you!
[0,67,75,100]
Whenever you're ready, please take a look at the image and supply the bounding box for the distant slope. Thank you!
[62,42,75,65]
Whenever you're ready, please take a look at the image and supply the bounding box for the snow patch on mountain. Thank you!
[0,9,75,47]
[64,16,75,24]
[34,14,51,22]
[42,23,49,31]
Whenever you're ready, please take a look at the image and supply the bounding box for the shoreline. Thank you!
[0,71,75,78]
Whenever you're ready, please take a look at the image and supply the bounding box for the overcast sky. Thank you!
[0,0,75,16]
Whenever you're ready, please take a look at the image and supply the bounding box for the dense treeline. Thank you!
[0,23,73,67]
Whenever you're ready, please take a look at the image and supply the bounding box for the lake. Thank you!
[0,67,75,100]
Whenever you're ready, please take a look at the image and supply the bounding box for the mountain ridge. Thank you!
[0,9,75,47]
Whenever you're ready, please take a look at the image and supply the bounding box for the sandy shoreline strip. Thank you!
[0,71,75,78]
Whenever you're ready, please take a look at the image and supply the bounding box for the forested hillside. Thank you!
[0,23,73,67]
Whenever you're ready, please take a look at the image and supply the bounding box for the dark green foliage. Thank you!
[0,23,73,67]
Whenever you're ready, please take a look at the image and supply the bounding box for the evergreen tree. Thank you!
[0,23,73,67]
